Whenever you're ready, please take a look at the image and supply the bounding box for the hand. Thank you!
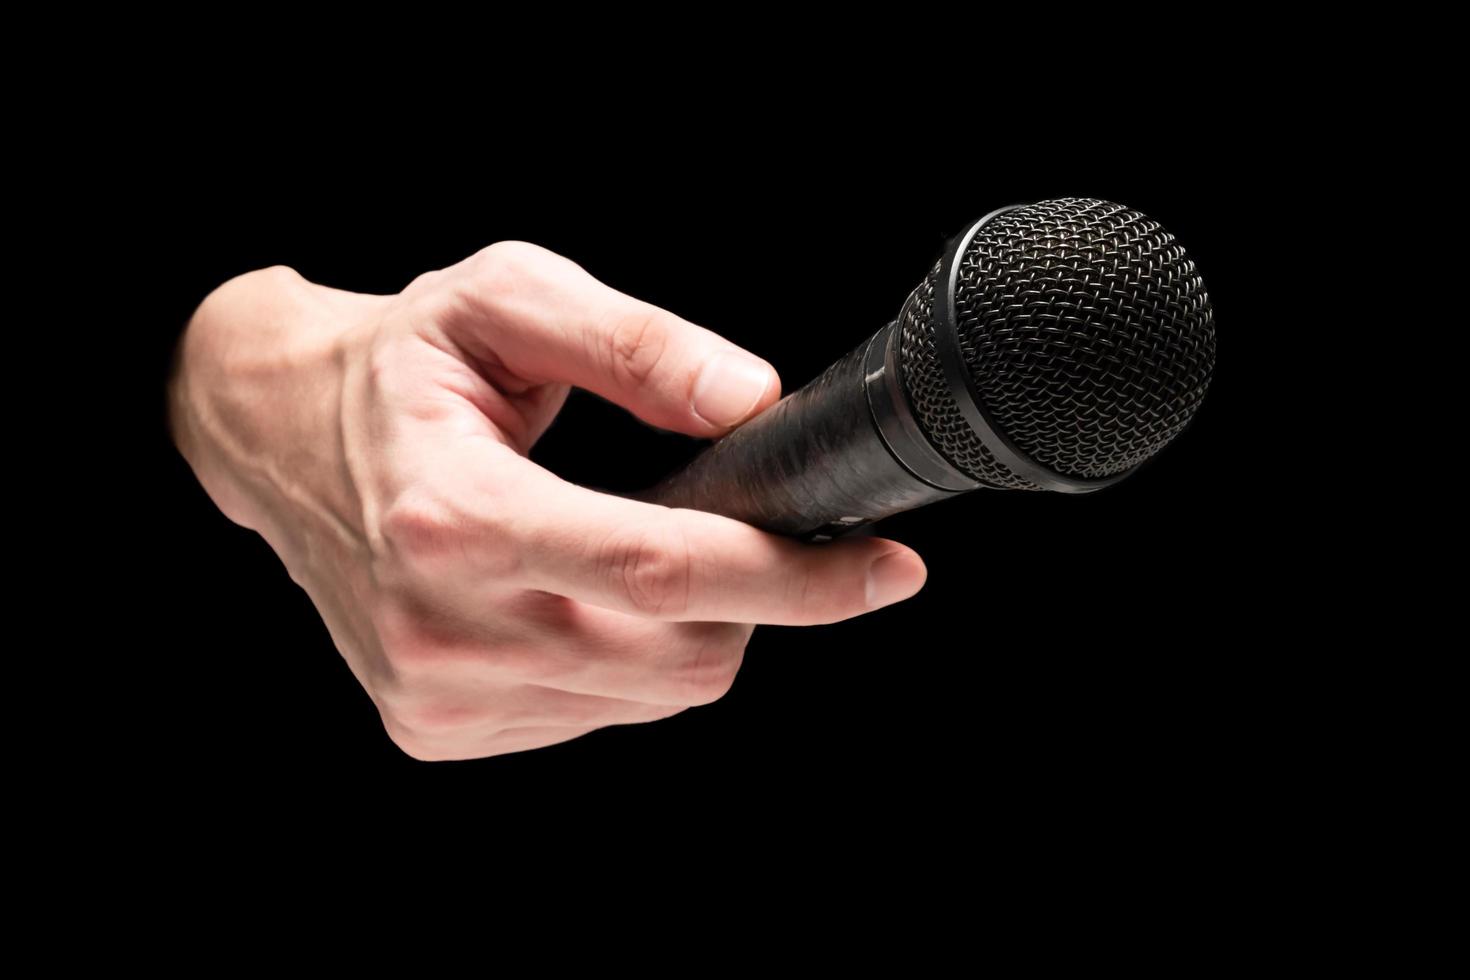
[167,242,928,761]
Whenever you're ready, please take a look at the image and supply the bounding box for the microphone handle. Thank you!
[625,321,978,542]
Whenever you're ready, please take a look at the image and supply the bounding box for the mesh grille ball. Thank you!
[899,198,1216,486]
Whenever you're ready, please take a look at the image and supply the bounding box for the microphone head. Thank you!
[896,198,1216,491]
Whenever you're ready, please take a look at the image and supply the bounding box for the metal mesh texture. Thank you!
[897,198,1216,487]
[896,259,1038,489]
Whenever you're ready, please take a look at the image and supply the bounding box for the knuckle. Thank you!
[477,239,543,265]
[363,331,425,400]
[391,698,488,738]
[677,627,748,705]
[400,266,448,299]
[605,308,672,389]
[375,620,448,680]
[379,485,458,563]
[606,523,692,618]
[466,240,547,297]
[371,595,552,690]
[376,482,518,579]
[256,263,305,288]
[380,716,447,762]
[231,264,305,296]
[370,592,514,683]
[683,659,742,706]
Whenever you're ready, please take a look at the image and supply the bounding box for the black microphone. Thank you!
[630,198,1217,541]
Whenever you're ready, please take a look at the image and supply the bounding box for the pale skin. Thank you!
[167,242,929,761]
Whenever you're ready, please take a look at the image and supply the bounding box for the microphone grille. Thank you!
[897,198,1216,489]
[898,258,1040,489]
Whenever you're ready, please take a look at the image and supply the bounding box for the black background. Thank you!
[130,106,1285,851]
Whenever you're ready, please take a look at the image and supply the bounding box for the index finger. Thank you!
[438,441,928,625]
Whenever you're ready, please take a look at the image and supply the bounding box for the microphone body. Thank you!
[631,320,965,541]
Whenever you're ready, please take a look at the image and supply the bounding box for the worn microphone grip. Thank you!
[627,323,962,542]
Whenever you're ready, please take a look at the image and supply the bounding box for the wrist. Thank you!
[168,266,379,565]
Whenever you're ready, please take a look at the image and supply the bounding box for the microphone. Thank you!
[631,198,1217,542]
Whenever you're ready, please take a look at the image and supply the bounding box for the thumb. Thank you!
[428,240,782,437]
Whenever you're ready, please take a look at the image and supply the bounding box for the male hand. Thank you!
[167,242,928,761]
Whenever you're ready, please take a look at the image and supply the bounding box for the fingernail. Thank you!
[692,352,774,427]
[865,550,926,609]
